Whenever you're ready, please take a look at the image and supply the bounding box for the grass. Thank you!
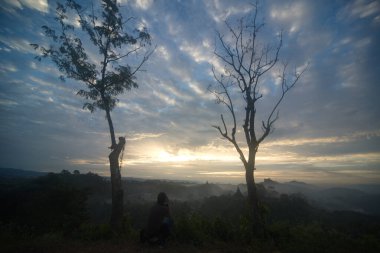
[2,236,276,253]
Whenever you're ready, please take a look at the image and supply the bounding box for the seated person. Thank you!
[140,192,172,246]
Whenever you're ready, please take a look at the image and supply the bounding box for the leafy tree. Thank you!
[31,0,153,230]
[0,173,89,234]
[209,1,306,234]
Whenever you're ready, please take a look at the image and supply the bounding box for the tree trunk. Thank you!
[104,108,125,231]
[245,168,259,218]
[245,157,264,235]
[109,137,125,231]
[105,108,117,149]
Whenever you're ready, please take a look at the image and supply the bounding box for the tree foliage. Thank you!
[2,175,380,252]
[31,0,153,230]
[31,0,152,114]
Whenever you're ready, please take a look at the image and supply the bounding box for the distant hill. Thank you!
[123,179,234,202]
[261,178,319,196]
[2,168,379,215]
[0,168,47,178]
[261,178,380,215]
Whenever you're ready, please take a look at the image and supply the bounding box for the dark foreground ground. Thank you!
[3,239,270,253]
[1,171,380,253]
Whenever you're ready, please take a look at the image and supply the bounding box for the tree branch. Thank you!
[257,62,307,144]
[210,0,307,171]
[129,46,156,76]
[107,45,143,63]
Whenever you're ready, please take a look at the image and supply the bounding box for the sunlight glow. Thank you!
[155,148,237,163]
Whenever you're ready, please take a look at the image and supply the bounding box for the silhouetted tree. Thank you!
[31,0,153,231]
[209,1,306,234]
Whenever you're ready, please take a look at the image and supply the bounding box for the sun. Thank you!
[157,150,193,163]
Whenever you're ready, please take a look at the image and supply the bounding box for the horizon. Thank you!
[1,0,380,186]
[3,167,380,189]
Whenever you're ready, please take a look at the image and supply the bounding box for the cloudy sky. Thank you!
[1,0,379,185]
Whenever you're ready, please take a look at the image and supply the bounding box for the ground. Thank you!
[3,239,273,253]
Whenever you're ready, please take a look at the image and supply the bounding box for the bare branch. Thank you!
[129,46,156,76]
[214,32,234,66]
[210,0,307,178]
[122,16,134,25]
[256,31,282,78]
[107,45,143,63]
[257,62,307,144]
[221,114,228,135]
[212,125,226,138]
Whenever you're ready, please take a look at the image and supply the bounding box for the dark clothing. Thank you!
[146,203,170,237]
[141,203,172,246]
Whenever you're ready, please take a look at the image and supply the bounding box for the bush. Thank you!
[212,216,233,242]
[78,223,113,241]
[173,212,212,245]
[0,173,89,235]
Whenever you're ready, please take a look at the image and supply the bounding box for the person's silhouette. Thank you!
[140,192,172,246]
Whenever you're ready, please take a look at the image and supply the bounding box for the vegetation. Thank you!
[209,0,307,233]
[1,172,379,253]
[31,0,153,231]
[3,0,374,252]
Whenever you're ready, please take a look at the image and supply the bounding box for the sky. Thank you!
[0,0,380,185]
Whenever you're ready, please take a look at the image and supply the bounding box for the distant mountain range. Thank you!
[261,178,380,215]
[0,168,47,178]
[1,167,379,215]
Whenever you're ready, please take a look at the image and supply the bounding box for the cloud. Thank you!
[69,158,107,166]
[205,0,253,23]
[152,90,177,105]
[130,0,153,10]
[3,0,49,13]
[0,99,18,107]
[126,132,164,141]
[179,41,212,63]
[0,63,18,73]
[270,1,309,34]
[156,46,171,61]
[0,0,380,184]
[263,130,380,147]
[346,0,380,19]
[0,37,35,54]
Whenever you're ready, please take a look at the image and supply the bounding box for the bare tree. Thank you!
[209,2,306,233]
[31,0,153,231]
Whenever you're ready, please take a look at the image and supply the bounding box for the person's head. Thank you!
[157,192,168,205]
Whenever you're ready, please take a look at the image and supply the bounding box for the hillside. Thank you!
[0,168,47,178]
[261,178,380,215]
[1,169,380,252]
